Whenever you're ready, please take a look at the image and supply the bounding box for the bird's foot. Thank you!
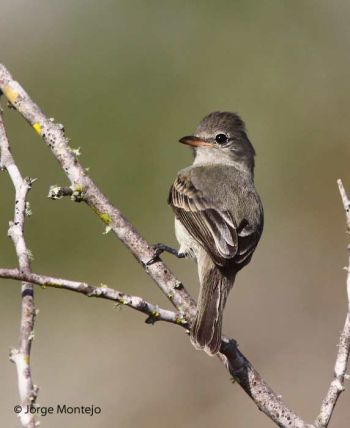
[146,243,185,265]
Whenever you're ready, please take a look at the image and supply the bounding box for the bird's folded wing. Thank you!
[168,174,238,266]
[234,225,260,266]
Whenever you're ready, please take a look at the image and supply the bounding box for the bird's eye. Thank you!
[215,134,228,144]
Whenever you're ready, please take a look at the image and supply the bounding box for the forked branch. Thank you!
[0,103,37,427]
[0,64,349,428]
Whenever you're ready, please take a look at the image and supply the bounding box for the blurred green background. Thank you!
[1,1,350,427]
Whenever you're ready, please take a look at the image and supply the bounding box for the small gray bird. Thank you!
[151,111,263,355]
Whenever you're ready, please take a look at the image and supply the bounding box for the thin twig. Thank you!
[0,104,38,427]
[337,179,350,232]
[47,185,73,200]
[315,180,350,427]
[0,268,188,327]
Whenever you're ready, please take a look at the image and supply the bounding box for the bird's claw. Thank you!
[146,244,164,266]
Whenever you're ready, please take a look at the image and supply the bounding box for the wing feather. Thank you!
[169,174,238,266]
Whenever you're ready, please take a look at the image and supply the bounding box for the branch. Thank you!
[0,64,196,319]
[0,63,338,428]
[337,179,350,231]
[0,104,38,427]
[0,268,187,327]
[315,180,350,427]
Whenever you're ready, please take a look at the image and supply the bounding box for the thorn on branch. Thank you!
[25,176,38,187]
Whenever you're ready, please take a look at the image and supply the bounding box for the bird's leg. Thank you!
[146,243,185,265]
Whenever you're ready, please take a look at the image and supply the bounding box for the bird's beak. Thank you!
[179,135,211,148]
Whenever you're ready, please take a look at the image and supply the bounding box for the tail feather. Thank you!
[190,265,235,355]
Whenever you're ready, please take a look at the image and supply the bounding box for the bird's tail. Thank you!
[190,264,236,356]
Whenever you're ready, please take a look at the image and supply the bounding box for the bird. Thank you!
[150,111,263,355]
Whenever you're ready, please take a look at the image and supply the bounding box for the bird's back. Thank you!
[179,163,263,232]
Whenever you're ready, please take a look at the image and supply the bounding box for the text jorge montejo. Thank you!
[17,404,101,416]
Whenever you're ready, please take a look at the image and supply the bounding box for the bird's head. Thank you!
[179,111,255,173]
